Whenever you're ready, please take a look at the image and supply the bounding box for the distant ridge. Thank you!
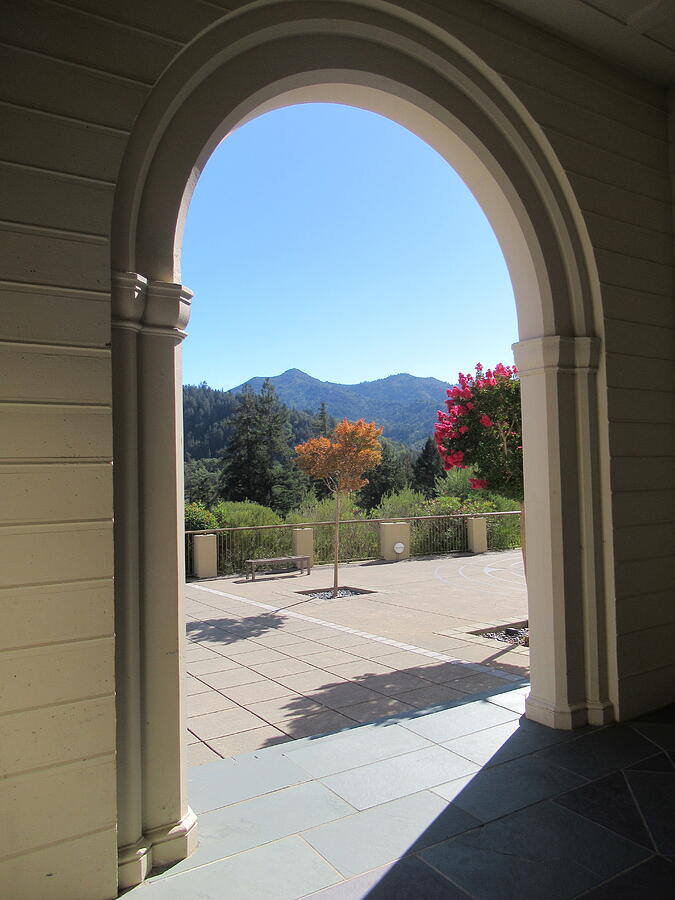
[232,368,451,447]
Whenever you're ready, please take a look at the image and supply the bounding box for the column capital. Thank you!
[512,335,600,376]
[143,281,193,339]
[112,272,148,331]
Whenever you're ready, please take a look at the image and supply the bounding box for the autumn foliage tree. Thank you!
[296,419,382,596]
[435,363,523,502]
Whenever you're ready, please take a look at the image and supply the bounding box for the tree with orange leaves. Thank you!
[296,419,383,597]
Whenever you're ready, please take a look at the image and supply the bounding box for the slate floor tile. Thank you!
[188,752,310,813]
[283,721,431,778]
[625,771,675,855]
[304,855,472,899]
[534,724,656,779]
[442,717,576,767]
[400,699,519,743]
[127,835,341,899]
[320,745,479,810]
[151,781,354,878]
[576,855,675,899]
[420,799,650,900]
[303,790,479,877]
[626,751,674,773]
[438,755,585,822]
[631,722,675,751]
[553,772,653,848]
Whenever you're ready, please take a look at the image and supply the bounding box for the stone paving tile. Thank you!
[220,679,294,706]
[199,666,266,690]
[186,691,237,718]
[304,856,472,899]
[184,656,243,675]
[358,670,434,694]
[132,835,341,899]
[576,855,675,899]
[283,721,432,778]
[207,726,290,758]
[247,693,326,724]
[184,675,212,696]
[534,725,658,780]
[184,645,224,663]
[442,717,578,768]
[420,799,650,900]
[188,752,310,813]
[152,782,354,879]
[336,697,416,724]
[186,742,223,767]
[246,657,316,678]
[277,710,358,740]
[273,670,349,693]
[303,790,479,877]
[624,771,675,855]
[225,647,289,666]
[401,699,519,744]
[320,745,479,810]
[326,659,396,679]
[396,684,469,709]
[187,706,268,741]
[435,755,586,822]
[300,649,366,668]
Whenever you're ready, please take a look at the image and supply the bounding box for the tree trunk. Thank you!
[333,492,341,598]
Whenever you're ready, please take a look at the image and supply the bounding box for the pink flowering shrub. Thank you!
[435,362,523,502]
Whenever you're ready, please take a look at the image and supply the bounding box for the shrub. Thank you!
[184,501,218,531]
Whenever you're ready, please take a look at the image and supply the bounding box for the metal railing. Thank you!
[186,510,520,578]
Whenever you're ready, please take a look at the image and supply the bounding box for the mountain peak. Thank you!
[230,369,451,447]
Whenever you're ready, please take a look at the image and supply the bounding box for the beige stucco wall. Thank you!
[0,1,672,897]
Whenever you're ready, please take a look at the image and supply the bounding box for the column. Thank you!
[513,336,612,729]
[112,273,153,888]
[137,281,197,864]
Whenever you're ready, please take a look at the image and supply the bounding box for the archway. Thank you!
[110,0,613,888]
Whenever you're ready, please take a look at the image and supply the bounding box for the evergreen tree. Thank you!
[412,436,444,497]
[217,386,262,502]
[358,441,410,510]
[313,401,331,437]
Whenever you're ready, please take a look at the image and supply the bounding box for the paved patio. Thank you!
[183,552,529,763]
[125,687,675,899]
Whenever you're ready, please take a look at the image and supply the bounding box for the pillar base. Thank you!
[525,693,589,730]
[118,836,153,890]
[144,807,198,869]
[586,700,615,726]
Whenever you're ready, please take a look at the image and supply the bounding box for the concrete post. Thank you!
[193,533,217,578]
[292,527,314,567]
[466,517,488,553]
[137,281,197,865]
[112,273,153,889]
[379,522,410,561]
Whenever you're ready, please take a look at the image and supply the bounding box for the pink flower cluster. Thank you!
[434,362,518,480]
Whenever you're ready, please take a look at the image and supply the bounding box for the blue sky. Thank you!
[181,103,517,389]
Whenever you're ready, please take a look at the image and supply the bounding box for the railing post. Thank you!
[292,527,314,567]
[466,517,488,553]
[379,522,410,560]
[193,533,217,578]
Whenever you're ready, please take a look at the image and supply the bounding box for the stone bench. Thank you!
[245,555,311,581]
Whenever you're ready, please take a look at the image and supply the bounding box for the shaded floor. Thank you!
[126,687,675,899]
[184,553,529,763]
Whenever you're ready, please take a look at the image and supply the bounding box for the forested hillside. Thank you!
[233,369,450,447]
[184,382,320,459]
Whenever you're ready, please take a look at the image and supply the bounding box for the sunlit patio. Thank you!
[183,552,529,762]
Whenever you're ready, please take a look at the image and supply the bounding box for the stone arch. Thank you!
[110,0,614,888]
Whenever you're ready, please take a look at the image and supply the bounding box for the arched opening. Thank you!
[111,0,613,887]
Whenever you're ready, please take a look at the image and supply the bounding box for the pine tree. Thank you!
[413,436,444,497]
[358,441,410,509]
[313,401,331,437]
[217,386,262,502]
